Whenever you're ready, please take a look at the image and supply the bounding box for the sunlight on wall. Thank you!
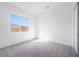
[38,30,48,41]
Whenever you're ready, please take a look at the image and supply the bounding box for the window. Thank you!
[10,15,28,32]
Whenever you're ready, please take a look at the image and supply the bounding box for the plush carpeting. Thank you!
[0,41,76,57]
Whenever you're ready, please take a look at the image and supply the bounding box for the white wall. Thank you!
[0,3,36,48]
[38,2,75,48]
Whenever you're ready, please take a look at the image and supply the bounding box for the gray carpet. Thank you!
[0,41,76,57]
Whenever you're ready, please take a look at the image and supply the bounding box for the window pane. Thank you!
[11,15,20,25]
[11,15,20,32]
[20,17,28,27]
[21,26,28,32]
[11,28,20,32]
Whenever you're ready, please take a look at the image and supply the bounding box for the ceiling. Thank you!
[9,2,74,16]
